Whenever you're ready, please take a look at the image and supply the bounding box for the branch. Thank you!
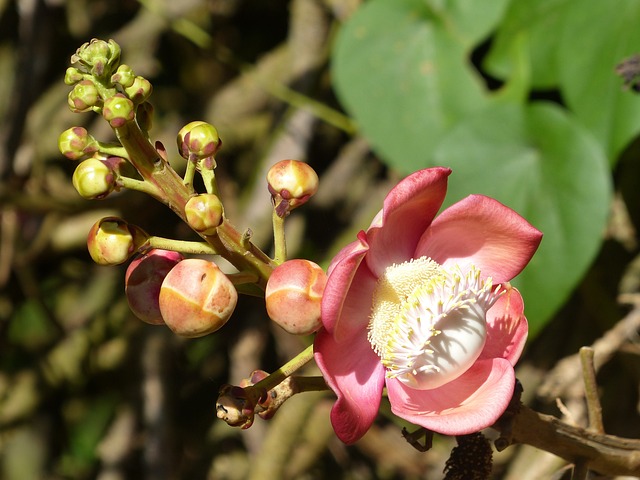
[497,404,640,476]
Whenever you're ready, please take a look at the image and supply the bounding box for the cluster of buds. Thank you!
[61,39,329,435]
[64,39,151,128]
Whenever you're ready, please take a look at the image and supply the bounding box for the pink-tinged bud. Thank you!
[125,249,184,325]
[265,259,327,335]
[266,160,319,216]
[102,94,135,128]
[58,127,99,161]
[159,259,237,337]
[87,217,149,265]
[177,121,221,160]
[64,67,83,85]
[185,194,224,235]
[124,76,152,104]
[68,80,100,113]
[111,64,136,88]
[72,157,117,199]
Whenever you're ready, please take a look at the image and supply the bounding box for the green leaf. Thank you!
[483,0,572,89]
[332,0,509,173]
[557,0,640,160]
[434,102,612,336]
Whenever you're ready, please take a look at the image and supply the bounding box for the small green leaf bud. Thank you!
[111,64,136,88]
[124,76,152,104]
[185,194,224,235]
[87,217,148,265]
[72,157,117,199]
[159,259,238,337]
[102,94,135,128]
[177,121,221,160]
[71,38,121,78]
[64,67,84,85]
[58,127,99,160]
[68,80,100,113]
[265,259,327,335]
[267,160,319,216]
[125,249,184,325]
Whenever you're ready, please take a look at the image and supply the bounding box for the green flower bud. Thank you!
[124,76,152,104]
[64,67,84,85]
[71,38,121,78]
[72,157,117,199]
[68,80,100,113]
[159,259,238,337]
[111,64,136,88]
[58,127,99,161]
[86,217,148,265]
[267,160,319,216]
[177,121,221,160]
[185,194,224,235]
[102,94,135,128]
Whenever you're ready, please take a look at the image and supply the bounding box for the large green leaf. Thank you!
[434,102,611,336]
[332,0,509,173]
[483,0,572,89]
[557,0,640,160]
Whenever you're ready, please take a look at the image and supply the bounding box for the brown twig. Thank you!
[495,403,640,476]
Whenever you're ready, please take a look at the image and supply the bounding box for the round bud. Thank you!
[159,259,238,337]
[58,127,99,160]
[87,217,148,265]
[266,160,319,216]
[265,259,327,335]
[177,121,221,160]
[72,157,117,199]
[124,76,152,104]
[125,249,184,325]
[64,67,84,85]
[185,194,224,235]
[102,94,135,128]
[68,80,100,113]
[111,64,136,88]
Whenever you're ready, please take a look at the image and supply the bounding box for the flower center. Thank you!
[367,257,502,390]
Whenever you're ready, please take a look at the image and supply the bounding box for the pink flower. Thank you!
[314,167,542,444]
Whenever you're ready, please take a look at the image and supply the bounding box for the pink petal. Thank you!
[365,167,451,277]
[321,232,378,341]
[314,327,386,444]
[480,285,528,365]
[386,358,515,435]
[415,195,542,283]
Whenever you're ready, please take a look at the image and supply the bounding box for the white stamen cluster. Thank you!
[367,257,502,390]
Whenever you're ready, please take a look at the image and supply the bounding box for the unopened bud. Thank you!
[87,217,148,265]
[265,259,326,335]
[58,127,99,160]
[124,76,152,104]
[267,160,318,216]
[68,80,100,113]
[159,259,237,337]
[125,249,184,325]
[111,64,136,88]
[177,121,221,160]
[71,38,121,78]
[72,157,117,199]
[64,67,84,85]
[102,94,135,128]
[185,194,224,235]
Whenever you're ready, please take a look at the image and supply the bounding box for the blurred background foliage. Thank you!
[0,0,639,479]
